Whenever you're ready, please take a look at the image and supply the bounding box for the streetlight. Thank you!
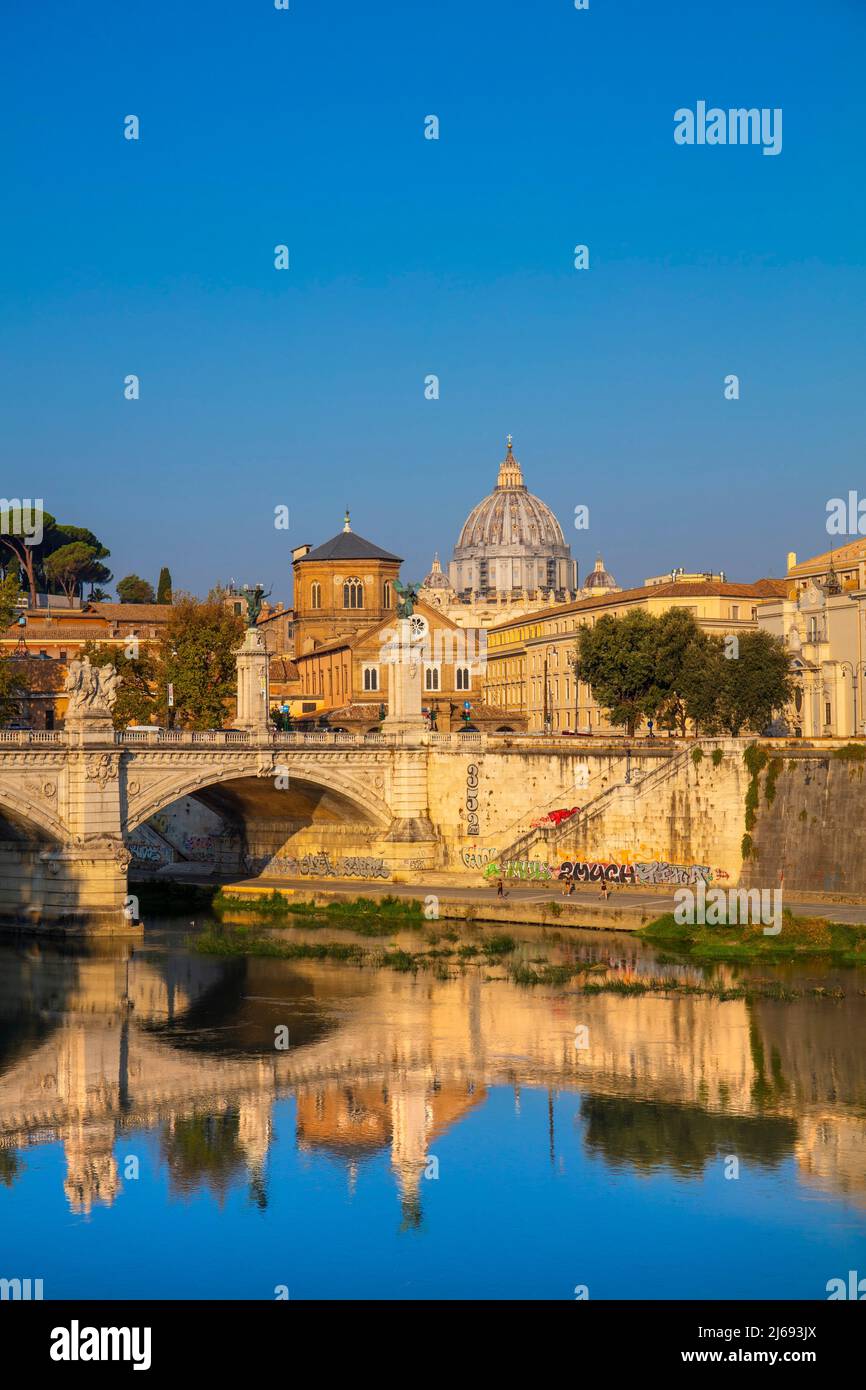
[566,645,581,734]
[834,660,866,737]
[543,644,555,733]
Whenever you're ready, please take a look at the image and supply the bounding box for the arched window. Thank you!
[456,666,470,690]
[424,666,440,691]
[343,577,364,609]
[310,582,321,610]
[382,581,392,608]
[363,666,379,692]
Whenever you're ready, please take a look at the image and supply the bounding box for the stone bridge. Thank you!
[0,724,674,929]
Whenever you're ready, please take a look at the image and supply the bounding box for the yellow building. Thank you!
[291,512,400,656]
[483,577,788,733]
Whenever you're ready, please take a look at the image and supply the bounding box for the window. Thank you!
[424,666,440,691]
[343,577,364,608]
[363,666,379,692]
[456,666,470,690]
[731,605,740,620]
[310,582,321,610]
[382,581,392,608]
[825,702,832,726]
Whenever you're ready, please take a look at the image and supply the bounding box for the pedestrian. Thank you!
[496,876,505,898]
[599,881,610,901]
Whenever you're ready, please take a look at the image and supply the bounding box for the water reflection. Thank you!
[1,924,865,1230]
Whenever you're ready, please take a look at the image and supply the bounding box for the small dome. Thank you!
[420,552,452,590]
[583,554,618,592]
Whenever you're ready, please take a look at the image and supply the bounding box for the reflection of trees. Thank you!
[580,1095,798,1175]
[0,1148,21,1187]
[160,1111,247,1202]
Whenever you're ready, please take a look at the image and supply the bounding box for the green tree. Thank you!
[82,640,159,730]
[116,574,156,604]
[156,566,173,604]
[684,630,793,736]
[55,526,112,596]
[157,595,244,730]
[43,542,98,601]
[654,608,710,736]
[0,573,25,721]
[577,609,666,735]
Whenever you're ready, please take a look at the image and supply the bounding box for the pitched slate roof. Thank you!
[296,530,402,564]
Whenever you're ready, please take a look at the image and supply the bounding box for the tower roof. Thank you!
[297,513,402,564]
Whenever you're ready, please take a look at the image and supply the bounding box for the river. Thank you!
[1,918,864,1300]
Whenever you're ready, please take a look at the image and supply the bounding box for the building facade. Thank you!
[482,577,788,734]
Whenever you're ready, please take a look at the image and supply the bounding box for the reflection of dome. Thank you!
[582,554,618,594]
[449,437,575,598]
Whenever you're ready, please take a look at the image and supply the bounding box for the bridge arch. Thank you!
[124,756,393,836]
[0,784,66,843]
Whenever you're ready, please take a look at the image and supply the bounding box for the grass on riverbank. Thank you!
[212,889,425,935]
[639,912,866,964]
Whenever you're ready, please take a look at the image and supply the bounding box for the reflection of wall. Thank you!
[2,950,866,1217]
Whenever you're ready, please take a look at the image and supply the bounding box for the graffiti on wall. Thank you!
[243,852,391,880]
[462,847,499,869]
[558,860,714,885]
[465,763,480,838]
[484,859,555,881]
[530,807,580,829]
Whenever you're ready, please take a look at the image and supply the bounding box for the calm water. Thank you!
[1,919,865,1301]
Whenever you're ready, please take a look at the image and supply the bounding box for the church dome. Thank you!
[449,436,575,599]
[583,554,618,592]
[420,552,452,590]
[456,438,566,550]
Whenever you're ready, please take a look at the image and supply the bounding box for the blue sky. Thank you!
[2,0,865,599]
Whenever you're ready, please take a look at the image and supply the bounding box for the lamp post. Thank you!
[835,661,866,737]
[566,646,580,734]
[543,644,556,734]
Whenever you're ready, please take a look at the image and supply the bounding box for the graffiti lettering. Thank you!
[558,860,714,886]
[462,847,499,869]
[465,762,480,837]
[243,852,390,880]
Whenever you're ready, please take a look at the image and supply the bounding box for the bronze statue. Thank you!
[393,579,420,619]
[242,584,271,628]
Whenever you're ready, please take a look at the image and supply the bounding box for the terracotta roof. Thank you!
[788,540,866,576]
[88,603,172,620]
[490,578,788,633]
[268,657,299,682]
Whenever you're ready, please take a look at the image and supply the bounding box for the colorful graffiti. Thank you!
[530,807,580,829]
[558,860,714,886]
[485,860,555,881]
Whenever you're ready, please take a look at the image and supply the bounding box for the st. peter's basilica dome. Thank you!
[448,437,575,598]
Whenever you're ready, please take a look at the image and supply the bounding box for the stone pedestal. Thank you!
[383,619,426,738]
[236,627,271,733]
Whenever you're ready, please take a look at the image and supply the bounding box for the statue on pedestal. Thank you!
[64,657,120,723]
[241,584,272,628]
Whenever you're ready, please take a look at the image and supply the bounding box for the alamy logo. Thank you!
[826,1270,866,1300]
[0,1276,43,1299]
[674,102,782,156]
[50,1321,152,1371]
[826,492,866,536]
[674,883,782,935]
[0,497,44,545]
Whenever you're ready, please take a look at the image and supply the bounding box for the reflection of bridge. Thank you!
[1,944,864,1218]
[0,728,669,928]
